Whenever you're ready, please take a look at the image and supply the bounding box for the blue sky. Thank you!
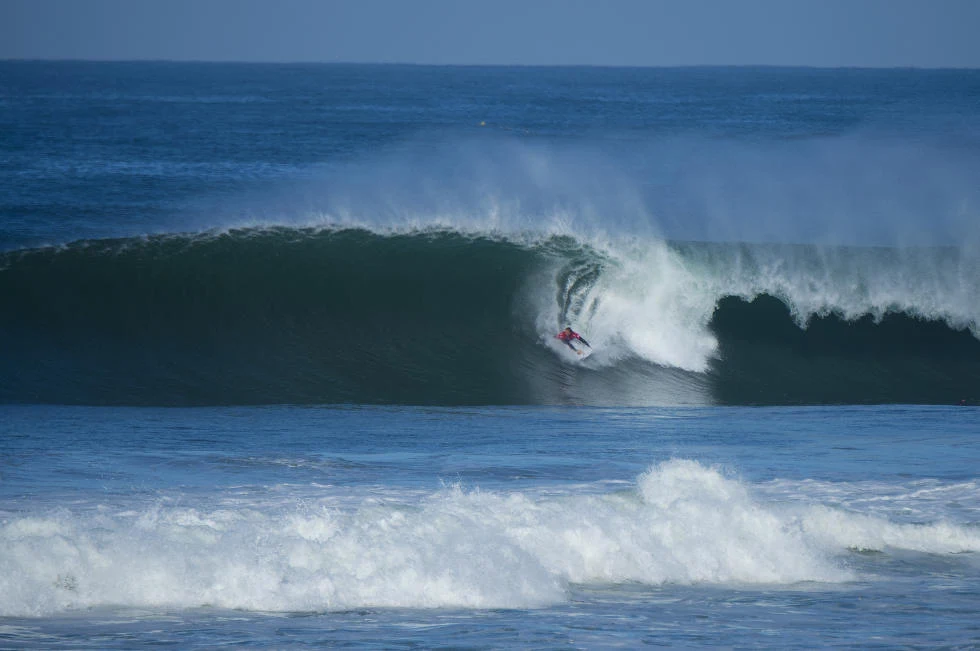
[2,0,979,67]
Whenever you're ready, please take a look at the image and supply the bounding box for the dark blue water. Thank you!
[3,62,979,249]
[1,62,979,647]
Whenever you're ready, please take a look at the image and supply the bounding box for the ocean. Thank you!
[1,61,978,648]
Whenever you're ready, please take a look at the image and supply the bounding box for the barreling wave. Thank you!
[1,226,978,406]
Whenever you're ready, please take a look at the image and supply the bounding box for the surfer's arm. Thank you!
[577,336,591,347]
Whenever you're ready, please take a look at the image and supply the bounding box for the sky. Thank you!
[2,0,979,68]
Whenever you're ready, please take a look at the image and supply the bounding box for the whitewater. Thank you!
[2,404,979,647]
[1,62,979,647]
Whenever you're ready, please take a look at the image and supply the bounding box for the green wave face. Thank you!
[1,227,977,406]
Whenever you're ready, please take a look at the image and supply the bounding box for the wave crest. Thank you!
[1,227,977,405]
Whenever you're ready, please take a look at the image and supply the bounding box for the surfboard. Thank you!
[572,346,593,360]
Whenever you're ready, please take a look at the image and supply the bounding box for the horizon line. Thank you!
[2,57,978,71]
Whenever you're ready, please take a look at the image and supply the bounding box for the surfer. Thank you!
[556,326,591,355]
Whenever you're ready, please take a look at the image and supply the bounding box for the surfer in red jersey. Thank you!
[556,326,591,355]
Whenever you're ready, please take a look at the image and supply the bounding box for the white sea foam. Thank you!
[530,238,723,372]
[530,234,979,372]
[4,460,977,617]
[801,507,980,554]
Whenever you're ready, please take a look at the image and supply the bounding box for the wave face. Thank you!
[1,227,978,406]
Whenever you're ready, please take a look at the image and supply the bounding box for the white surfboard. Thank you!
[571,346,593,360]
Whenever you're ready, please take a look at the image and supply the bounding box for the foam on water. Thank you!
[529,234,979,373]
[4,460,978,617]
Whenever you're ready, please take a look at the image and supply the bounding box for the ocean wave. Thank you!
[0,226,977,406]
[4,460,979,617]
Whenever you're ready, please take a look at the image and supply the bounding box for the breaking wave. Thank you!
[4,459,979,616]
[1,226,978,406]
